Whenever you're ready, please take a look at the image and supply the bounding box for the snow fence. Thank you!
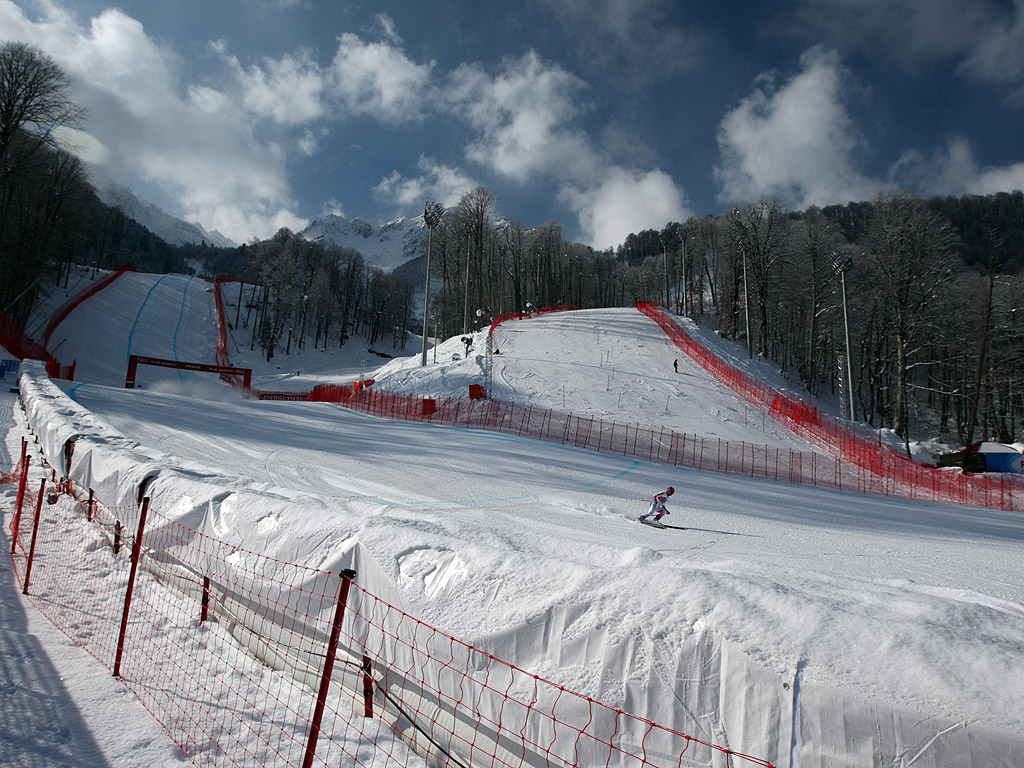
[10,360,779,768]
[638,302,1022,513]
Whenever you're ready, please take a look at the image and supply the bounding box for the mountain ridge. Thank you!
[298,213,426,272]
[93,180,238,249]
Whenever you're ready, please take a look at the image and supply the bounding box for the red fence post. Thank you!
[87,488,94,522]
[113,497,151,678]
[10,441,29,555]
[303,568,357,768]
[21,478,47,593]
[125,354,139,389]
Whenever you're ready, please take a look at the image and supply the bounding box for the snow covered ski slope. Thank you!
[6,270,1024,767]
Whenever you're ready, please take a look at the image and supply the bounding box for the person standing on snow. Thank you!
[639,486,674,523]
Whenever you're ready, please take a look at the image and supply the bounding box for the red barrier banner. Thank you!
[125,354,252,390]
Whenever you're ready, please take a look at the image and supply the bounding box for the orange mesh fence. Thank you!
[4,455,776,768]
[637,302,1022,512]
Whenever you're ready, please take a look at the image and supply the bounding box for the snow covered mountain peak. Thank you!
[299,213,426,272]
[93,179,238,249]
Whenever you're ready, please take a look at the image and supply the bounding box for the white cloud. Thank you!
[330,32,434,122]
[374,157,477,209]
[321,199,345,217]
[714,47,885,209]
[0,2,306,242]
[446,51,599,183]
[0,1,440,240]
[443,50,691,247]
[892,138,1024,196]
[216,43,329,125]
[794,0,1024,101]
[373,13,402,46]
[560,167,690,250]
[50,126,112,164]
[959,0,1024,102]
[539,0,703,81]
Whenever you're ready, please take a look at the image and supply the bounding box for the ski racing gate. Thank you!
[124,354,252,390]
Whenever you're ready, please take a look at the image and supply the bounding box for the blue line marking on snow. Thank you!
[125,274,170,369]
[171,276,195,380]
[68,383,85,402]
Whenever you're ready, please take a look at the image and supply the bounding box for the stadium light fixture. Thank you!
[420,202,445,367]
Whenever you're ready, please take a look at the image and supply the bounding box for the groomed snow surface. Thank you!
[2,269,1024,767]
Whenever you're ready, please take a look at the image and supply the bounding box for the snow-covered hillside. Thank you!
[94,178,238,248]
[4,269,1024,767]
[299,213,425,272]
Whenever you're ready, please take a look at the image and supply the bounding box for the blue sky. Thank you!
[4,0,1024,249]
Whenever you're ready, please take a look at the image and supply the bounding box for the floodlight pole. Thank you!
[463,237,471,334]
[420,202,444,367]
[833,254,856,421]
[660,236,669,310]
[738,239,752,359]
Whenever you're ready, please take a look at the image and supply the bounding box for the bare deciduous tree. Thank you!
[0,41,86,176]
[866,192,957,449]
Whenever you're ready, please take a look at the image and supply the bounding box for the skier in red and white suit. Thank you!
[639,486,674,523]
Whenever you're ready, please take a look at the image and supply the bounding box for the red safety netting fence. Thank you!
[0,309,76,379]
[43,264,137,348]
[4,445,776,768]
[212,275,249,389]
[637,302,1022,513]
[312,385,901,494]
[487,307,582,339]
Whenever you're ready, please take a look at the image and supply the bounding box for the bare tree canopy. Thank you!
[0,40,86,174]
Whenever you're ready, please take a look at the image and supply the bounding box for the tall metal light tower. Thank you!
[832,253,856,421]
[420,201,445,367]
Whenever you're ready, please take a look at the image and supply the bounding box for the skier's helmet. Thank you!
[666,486,675,495]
